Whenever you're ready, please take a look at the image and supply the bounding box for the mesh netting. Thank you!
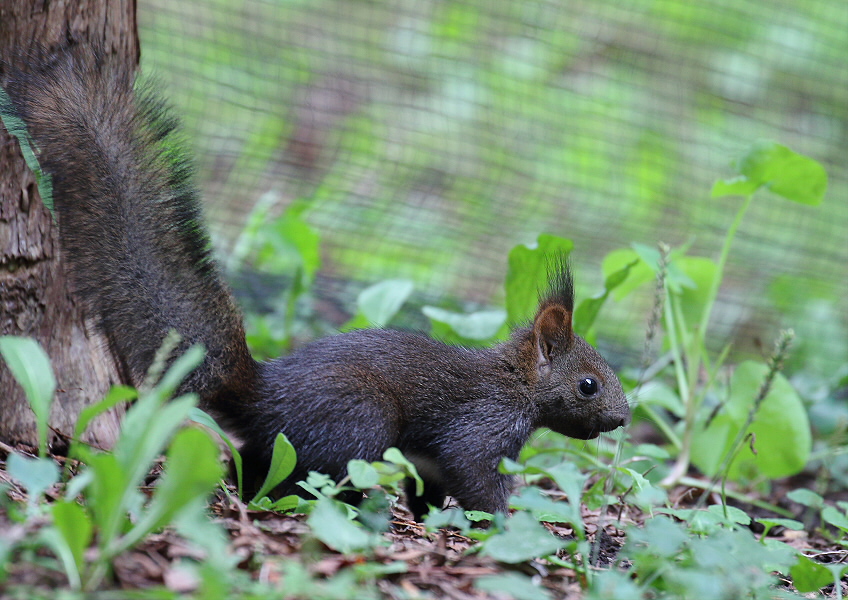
[138,0,847,374]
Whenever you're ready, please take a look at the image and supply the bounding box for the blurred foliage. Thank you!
[137,0,846,381]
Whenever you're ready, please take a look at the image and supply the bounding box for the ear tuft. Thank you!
[542,257,574,313]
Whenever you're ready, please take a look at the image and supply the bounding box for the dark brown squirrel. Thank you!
[4,45,631,519]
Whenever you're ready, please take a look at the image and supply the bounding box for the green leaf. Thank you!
[791,555,833,593]
[119,427,223,554]
[252,432,298,502]
[342,279,414,331]
[706,504,751,526]
[501,460,586,534]
[821,506,848,531]
[51,501,93,582]
[509,486,575,525]
[72,385,137,449]
[713,140,827,205]
[475,573,553,600]
[573,258,637,336]
[115,395,198,494]
[347,460,380,489]
[189,407,243,495]
[0,336,56,456]
[249,495,302,512]
[505,234,574,324]
[383,447,424,496]
[602,248,656,301]
[587,569,644,600]
[710,175,761,198]
[0,87,54,214]
[307,497,376,554]
[85,452,131,545]
[756,517,803,532]
[481,511,564,563]
[7,453,59,503]
[690,360,811,480]
[626,515,688,559]
[425,507,471,533]
[424,307,507,346]
[786,488,823,509]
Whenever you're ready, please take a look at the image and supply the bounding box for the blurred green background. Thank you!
[137,0,847,384]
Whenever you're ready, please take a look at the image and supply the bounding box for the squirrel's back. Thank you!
[4,46,257,411]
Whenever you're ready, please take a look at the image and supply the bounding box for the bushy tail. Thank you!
[4,45,257,410]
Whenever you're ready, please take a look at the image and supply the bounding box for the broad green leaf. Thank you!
[252,432,297,502]
[7,453,59,504]
[712,140,827,205]
[756,517,803,531]
[587,569,644,600]
[786,488,823,509]
[83,452,130,544]
[342,279,414,331]
[505,234,573,324]
[249,495,302,512]
[602,248,655,301]
[0,336,56,456]
[710,175,761,198]
[481,511,564,563]
[509,486,574,524]
[791,555,833,593]
[691,361,811,480]
[424,507,471,533]
[573,258,637,336]
[475,573,552,600]
[614,467,667,511]
[347,460,380,489]
[259,212,321,284]
[706,504,751,525]
[602,243,706,302]
[51,501,93,580]
[383,448,424,496]
[307,497,375,554]
[822,506,848,531]
[501,460,586,533]
[625,515,688,559]
[423,306,506,345]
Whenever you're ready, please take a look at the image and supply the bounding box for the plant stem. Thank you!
[660,194,754,488]
[660,291,692,487]
[675,475,795,518]
[697,193,754,341]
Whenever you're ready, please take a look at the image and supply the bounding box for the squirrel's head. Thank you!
[524,263,631,439]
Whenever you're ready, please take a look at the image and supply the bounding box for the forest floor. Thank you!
[2,445,847,600]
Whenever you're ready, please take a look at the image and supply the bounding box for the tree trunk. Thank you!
[0,1,140,450]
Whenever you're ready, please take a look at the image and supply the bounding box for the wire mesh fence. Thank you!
[138,0,847,374]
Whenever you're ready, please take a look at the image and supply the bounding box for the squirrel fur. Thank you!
[4,45,630,519]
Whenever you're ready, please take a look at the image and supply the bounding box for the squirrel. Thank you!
[4,45,630,519]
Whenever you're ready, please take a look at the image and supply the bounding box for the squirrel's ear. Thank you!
[532,304,574,377]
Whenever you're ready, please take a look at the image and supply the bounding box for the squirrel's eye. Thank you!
[578,377,599,397]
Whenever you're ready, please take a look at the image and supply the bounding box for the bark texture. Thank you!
[0,1,140,449]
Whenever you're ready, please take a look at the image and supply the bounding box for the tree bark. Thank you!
[0,1,140,450]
